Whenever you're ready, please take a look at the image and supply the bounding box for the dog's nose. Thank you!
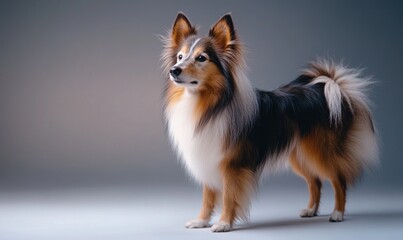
[170,67,182,77]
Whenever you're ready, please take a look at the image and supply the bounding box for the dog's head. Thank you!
[162,13,242,93]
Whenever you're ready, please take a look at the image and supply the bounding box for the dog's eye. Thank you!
[178,54,183,60]
[196,55,207,62]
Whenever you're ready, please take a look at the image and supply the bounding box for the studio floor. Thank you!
[1,183,402,240]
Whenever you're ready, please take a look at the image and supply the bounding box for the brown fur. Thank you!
[171,13,197,50]
[219,166,255,225]
[195,72,227,122]
[198,186,217,221]
[166,83,184,105]
[290,150,322,214]
[218,144,257,225]
[290,110,371,217]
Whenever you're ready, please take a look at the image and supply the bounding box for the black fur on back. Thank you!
[234,74,353,173]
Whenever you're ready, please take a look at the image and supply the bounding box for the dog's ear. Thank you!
[209,14,236,50]
[171,13,196,47]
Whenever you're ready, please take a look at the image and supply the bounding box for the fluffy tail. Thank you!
[304,59,379,169]
[305,60,372,125]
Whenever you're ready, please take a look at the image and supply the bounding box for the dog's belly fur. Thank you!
[167,92,225,190]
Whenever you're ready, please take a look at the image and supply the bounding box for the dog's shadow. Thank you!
[234,210,403,231]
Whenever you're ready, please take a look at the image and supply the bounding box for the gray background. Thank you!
[0,1,402,239]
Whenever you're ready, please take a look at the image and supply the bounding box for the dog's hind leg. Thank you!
[290,150,322,217]
[329,175,347,222]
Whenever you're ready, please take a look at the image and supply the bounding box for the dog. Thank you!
[161,13,378,232]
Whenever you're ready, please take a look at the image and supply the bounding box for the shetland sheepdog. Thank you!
[161,13,378,232]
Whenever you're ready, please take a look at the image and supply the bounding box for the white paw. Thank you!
[300,207,318,217]
[329,210,344,222]
[211,221,231,232]
[185,219,210,228]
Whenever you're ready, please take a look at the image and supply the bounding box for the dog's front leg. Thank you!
[211,165,255,232]
[185,185,216,228]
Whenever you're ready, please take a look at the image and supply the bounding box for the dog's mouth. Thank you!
[172,78,198,85]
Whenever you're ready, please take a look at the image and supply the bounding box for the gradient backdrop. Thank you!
[0,1,402,239]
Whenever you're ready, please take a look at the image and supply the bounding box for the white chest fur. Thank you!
[166,92,225,190]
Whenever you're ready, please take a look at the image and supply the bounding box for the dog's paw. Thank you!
[329,210,344,222]
[185,219,210,229]
[211,221,231,232]
[300,207,318,217]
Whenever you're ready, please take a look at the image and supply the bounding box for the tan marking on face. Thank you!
[192,46,205,57]
[192,63,227,121]
[179,44,190,56]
